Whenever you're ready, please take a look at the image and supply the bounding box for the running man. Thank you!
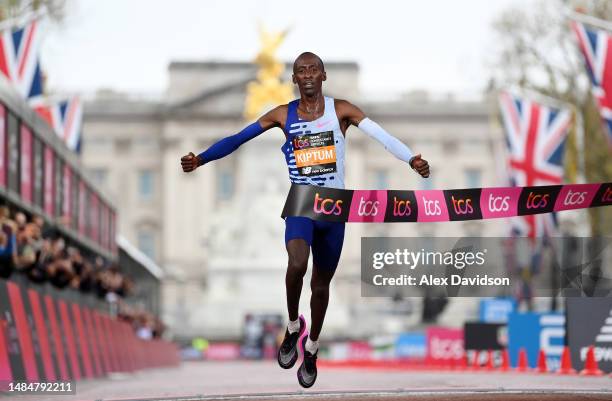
[181,52,430,388]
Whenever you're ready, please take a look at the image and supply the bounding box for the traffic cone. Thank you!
[485,350,495,371]
[558,346,576,375]
[536,350,548,373]
[580,345,603,376]
[499,349,510,372]
[457,353,468,371]
[516,348,529,372]
[472,351,480,371]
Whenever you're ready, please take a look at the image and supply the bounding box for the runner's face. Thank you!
[293,56,326,97]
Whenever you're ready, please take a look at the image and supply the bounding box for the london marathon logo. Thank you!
[292,131,337,177]
[443,188,482,221]
[517,185,561,215]
[385,190,418,222]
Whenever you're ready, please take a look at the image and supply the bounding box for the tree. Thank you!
[490,0,612,236]
[0,0,65,23]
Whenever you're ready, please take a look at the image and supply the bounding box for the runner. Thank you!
[181,52,430,387]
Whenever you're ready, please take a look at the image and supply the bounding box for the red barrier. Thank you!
[58,300,81,380]
[92,311,111,374]
[0,319,12,382]
[27,289,56,381]
[82,308,103,377]
[7,281,39,381]
[102,315,120,372]
[1,280,179,382]
[44,295,69,380]
[71,303,94,378]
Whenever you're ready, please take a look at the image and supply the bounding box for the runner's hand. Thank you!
[181,152,202,172]
[410,154,430,178]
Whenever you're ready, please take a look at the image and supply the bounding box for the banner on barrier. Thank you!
[479,298,516,323]
[507,312,564,371]
[567,297,612,373]
[395,333,427,359]
[464,322,507,351]
[281,182,612,223]
[426,327,464,364]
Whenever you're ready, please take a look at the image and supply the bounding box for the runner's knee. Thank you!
[310,281,329,298]
[287,256,308,278]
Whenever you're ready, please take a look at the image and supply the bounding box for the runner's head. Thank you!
[292,52,326,97]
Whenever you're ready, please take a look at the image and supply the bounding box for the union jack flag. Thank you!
[31,96,83,152]
[572,19,612,147]
[0,20,42,98]
[499,91,572,238]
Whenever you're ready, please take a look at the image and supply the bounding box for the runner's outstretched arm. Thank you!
[335,99,430,178]
[181,106,283,172]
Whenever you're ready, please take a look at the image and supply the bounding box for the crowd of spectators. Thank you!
[118,301,166,340]
[0,205,133,298]
[0,204,166,339]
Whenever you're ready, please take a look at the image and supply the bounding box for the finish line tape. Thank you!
[281,182,612,223]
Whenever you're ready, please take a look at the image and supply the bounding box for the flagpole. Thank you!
[564,8,612,33]
[575,107,585,184]
[0,8,46,31]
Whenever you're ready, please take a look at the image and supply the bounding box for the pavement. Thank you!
[4,361,612,401]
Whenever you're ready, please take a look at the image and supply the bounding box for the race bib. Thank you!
[292,131,337,177]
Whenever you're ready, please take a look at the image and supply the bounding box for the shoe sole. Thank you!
[297,334,316,388]
[277,314,306,369]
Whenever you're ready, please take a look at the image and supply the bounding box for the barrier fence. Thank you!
[0,278,179,385]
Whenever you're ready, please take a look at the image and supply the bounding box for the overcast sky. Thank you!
[40,0,532,98]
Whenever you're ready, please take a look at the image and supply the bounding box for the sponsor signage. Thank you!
[567,297,612,373]
[508,312,564,371]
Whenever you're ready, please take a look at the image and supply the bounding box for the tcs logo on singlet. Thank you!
[293,137,310,150]
[313,192,342,215]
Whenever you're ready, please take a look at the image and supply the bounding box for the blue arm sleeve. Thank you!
[197,121,265,164]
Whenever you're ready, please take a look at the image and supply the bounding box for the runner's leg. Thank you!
[285,239,310,321]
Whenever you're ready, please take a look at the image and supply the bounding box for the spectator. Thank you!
[47,238,74,289]
[27,238,52,283]
[136,315,153,340]
[14,212,27,231]
[14,222,36,272]
[0,206,16,278]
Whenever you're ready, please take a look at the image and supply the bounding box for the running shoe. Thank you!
[297,335,318,388]
[277,314,306,369]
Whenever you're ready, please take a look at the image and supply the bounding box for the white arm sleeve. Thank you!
[357,117,416,165]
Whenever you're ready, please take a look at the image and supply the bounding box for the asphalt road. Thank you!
[4,361,612,401]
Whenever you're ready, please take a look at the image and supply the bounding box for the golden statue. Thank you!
[244,25,294,121]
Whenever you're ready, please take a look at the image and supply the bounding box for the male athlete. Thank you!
[181,52,430,388]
